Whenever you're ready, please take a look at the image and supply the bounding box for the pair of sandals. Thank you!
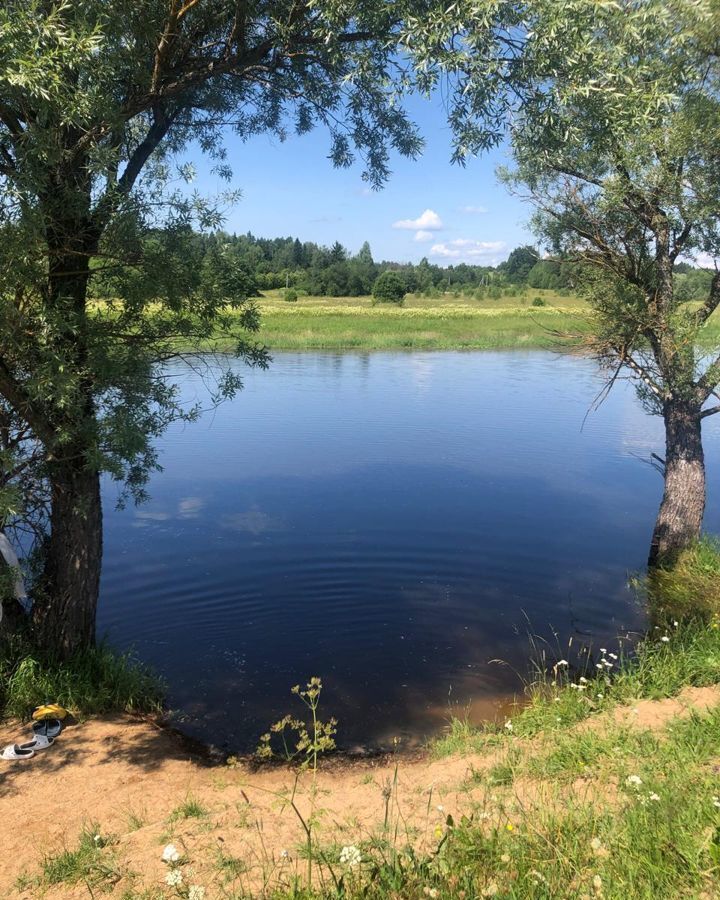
[1,717,64,761]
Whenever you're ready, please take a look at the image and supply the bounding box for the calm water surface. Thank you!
[98,351,720,750]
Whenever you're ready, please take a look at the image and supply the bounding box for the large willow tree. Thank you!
[413,0,720,564]
[0,0,431,655]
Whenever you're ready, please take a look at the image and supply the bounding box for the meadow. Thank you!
[217,289,588,351]
[205,290,720,353]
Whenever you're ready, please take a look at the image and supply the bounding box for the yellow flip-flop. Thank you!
[32,703,68,721]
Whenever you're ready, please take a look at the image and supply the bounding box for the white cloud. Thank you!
[459,205,489,214]
[393,208,444,231]
[414,229,434,242]
[430,239,507,263]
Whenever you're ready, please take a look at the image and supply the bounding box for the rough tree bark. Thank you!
[30,179,105,658]
[33,457,102,656]
[649,399,706,566]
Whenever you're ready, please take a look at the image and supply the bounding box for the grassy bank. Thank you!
[19,617,720,900]
[0,637,164,719]
[206,289,720,352]
[213,289,591,352]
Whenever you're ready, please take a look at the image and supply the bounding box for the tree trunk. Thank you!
[649,399,706,566]
[33,459,103,657]
[32,181,104,658]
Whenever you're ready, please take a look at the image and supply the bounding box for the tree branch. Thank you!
[0,358,56,447]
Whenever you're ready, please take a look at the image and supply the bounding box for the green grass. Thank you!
[644,535,720,622]
[0,636,165,719]
[213,289,594,351]
[27,824,122,890]
[168,796,209,822]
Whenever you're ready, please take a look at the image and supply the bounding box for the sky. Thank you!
[190,94,534,266]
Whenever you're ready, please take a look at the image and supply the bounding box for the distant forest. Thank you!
[167,231,716,301]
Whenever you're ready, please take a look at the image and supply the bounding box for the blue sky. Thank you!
[190,94,534,266]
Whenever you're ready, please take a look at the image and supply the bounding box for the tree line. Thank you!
[136,232,717,300]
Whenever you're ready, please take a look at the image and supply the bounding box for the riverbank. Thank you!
[203,290,720,352]
[4,613,720,899]
[250,291,590,351]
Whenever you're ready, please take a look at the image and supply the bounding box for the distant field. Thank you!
[234,288,595,351]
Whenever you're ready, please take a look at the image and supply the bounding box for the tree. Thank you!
[0,0,430,656]
[500,246,537,284]
[415,0,720,564]
[372,271,406,305]
[357,242,374,266]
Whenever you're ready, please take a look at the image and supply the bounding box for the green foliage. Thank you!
[499,245,537,283]
[256,676,337,772]
[284,288,298,302]
[0,637,164,718]
[531,297,545,307]
[371,271,406,305]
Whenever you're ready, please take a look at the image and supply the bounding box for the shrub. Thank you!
[372,271,406,305]
[284,287,298,302]
[532,296,546,306]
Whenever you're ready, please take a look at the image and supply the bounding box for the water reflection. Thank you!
[98,351,720,751]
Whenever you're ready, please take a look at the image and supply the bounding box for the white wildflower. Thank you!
[661,636,670,643]
[423,888,439,898]
[713,796,720,809]
[279,849,290,860]
[482,884,498,897]
[93,834,102,844]
[600,648,607,654]
[500,853,511,863]
[592,873,603,894]
[556,659,569,667]
[590,837,603,851]
[162,844,180,864]
[165,869,183,887]
[579,676,588,684]
[504,720,513,731]
[339,845,362,868]
[597,693,604,699]
[649,793,660,802]
[188,888,206,900]
[626,774,643,788]
[436,804,445,813]
[673,620,679,627]
[609,653,618,660]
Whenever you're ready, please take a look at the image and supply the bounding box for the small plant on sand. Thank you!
[34,824,121,889]
[256,676,337,772]
[169,796,208,822]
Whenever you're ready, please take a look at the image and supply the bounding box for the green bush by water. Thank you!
[0,637,164,719]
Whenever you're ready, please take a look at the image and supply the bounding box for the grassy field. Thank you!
[236,289,594,351]
[204,289,720,353]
